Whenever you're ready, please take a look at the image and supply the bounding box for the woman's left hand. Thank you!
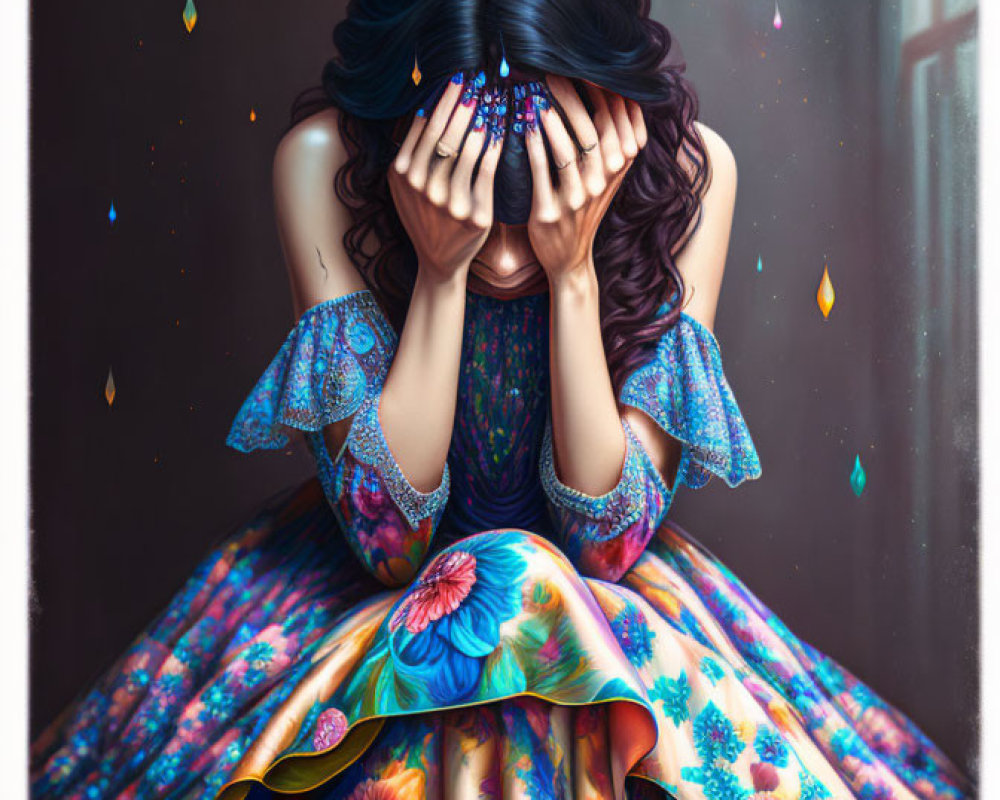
[525,75,648,285]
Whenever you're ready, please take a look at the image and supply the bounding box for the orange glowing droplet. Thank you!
[105,367,116,406]
[411,55,422,86]
[182,0,197,32]
[817,265,835,318]
[249,108,257,122]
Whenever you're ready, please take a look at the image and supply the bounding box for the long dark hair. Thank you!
[288,0,710,394]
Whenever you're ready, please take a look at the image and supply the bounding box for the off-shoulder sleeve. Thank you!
[616,310,762,490]
[225,289,449,587]
[225,289,397,453]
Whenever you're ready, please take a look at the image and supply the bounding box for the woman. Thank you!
[29,1,972,799]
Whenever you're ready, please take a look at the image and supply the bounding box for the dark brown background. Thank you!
[30,0,978,775]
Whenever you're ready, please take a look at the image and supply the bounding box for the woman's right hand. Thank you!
[389,73,506,283]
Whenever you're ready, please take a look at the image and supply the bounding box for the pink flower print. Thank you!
[313,707,348,751]
[389,550,478,635]
[750,762,780,792]
[537,630,561,663]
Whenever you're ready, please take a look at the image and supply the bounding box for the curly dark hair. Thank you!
[287,0,711,394]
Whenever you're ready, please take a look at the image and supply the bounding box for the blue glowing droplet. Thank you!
[756,254,763,272]
[850,454,867,497]
[500,54,510,78]
[108,201,117,225]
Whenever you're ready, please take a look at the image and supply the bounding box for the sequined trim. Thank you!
[538,415,674,542]
[617,311,762,489]
[225,290,398,453]
[345,393,451,532]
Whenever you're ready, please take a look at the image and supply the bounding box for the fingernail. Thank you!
[451,71,464,84]
[489,112,505,144]
[415,107,427,117]
[460,82,477,106]
[535,93,550,111]
[475,70,486,88]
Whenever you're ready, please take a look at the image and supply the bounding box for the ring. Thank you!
[581,140,599,153]
[434,141,458,158]
[555,156,577,170]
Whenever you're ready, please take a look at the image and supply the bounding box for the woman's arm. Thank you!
[527,76,737,579]
[271,77,504,584]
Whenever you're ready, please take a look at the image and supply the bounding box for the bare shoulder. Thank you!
[669,120,739,331]
[271,105,367,315]
[695,121,737,178]
[675,120,736,196]
[273,106,348,179]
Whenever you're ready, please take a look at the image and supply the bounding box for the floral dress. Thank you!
[29,287,972,800]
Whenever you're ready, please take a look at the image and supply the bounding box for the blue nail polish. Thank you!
[415,107,426,117]
[535,94,550,111]
[451,71,464,84]
[475,70,486,88]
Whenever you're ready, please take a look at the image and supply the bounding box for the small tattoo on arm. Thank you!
[316,246,329,282]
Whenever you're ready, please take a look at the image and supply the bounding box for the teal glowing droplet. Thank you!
[850,454,866,497]
[108,201,117,225]
[756,254,763,272]
[499,54,510,78]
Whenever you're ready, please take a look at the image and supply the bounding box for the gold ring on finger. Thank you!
[581,141,599,154]
[556,156,578,170]
[435,141,458,158]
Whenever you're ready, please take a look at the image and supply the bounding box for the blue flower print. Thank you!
[702,765,751,800]
[680,764,751,800]
[831,726,872,764]
[700,655,725,686]
[799,769,833,799]
[243,641,275,666]
[693,701,745,764]
[201,683,236,721]
[346,320,376,353]
[651,670,691,726]
[610,602,656,668]
[814,655,847,694]
[387,531,527,704]
[753,723,790,767]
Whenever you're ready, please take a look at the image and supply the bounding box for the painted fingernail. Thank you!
[535,92,550,111]
[460,81,478,106]
[474,70,486,88]
[451,71,464,84]
[415,107,427,117]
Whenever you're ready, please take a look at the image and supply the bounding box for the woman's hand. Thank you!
[525,75,648,286]
[390,73,506,285]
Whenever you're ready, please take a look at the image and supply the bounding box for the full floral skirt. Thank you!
[29,479,973,800]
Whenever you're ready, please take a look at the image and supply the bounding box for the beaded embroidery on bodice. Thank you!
[438,289,553,543]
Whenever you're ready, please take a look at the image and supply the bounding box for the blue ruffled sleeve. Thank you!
[225,289,451,587]
[539,308,761,582]
[616,310,762,490]
[225,289,397,452]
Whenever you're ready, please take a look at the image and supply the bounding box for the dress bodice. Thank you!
[439,289,554,544]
